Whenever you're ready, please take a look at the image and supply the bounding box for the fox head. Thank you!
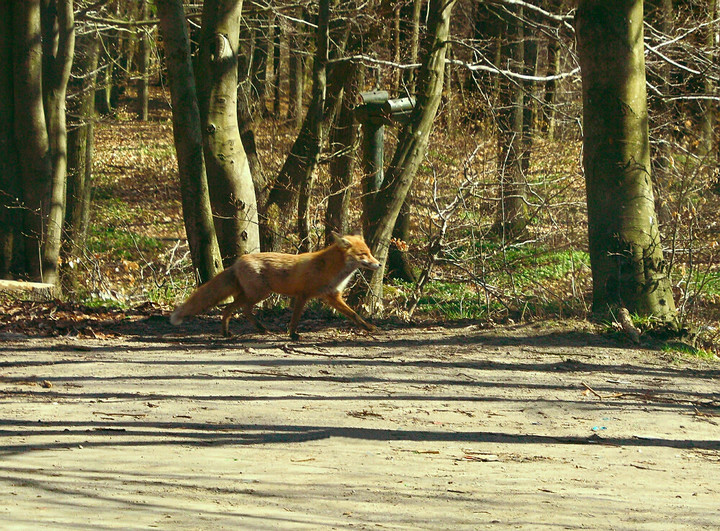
[332,232,381,271]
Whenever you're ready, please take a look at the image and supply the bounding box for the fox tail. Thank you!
[170,267,239,325]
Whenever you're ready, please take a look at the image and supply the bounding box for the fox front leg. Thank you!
[322,292,376,332]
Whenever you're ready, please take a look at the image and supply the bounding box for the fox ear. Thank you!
[332,231,351,248]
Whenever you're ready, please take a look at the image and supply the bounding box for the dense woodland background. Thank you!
[0,0,718,353]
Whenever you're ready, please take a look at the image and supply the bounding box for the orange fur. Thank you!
[170,233,380,339]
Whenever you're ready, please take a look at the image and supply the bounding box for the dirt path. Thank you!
[1,320,718,529]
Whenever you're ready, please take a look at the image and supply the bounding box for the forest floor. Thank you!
[1,315,719,529]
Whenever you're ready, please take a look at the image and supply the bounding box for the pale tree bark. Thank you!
[576,0,676,322]
[364,0,456,313]
[156,0,223,284]
[197,0,260,265]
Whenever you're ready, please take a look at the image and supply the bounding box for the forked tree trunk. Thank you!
[197,0,260,264]
[576,0,676,322]
[364,0,456,313]
[156,0,223,284]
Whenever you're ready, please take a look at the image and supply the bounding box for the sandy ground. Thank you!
[1,318,718,530]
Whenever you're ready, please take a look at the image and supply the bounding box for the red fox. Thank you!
[170,232,381,339]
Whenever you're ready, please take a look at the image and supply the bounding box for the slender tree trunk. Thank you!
[699,0,717,157]
[324,63,360,246]
[493,6,528,240]
[0,2,23,277]
[249,11,270,116]
[156,0,223,284]
[388,0,424,283]
[65,29,100,267]
[365,0,456,313]
[576,0,676,322]
[197,0,260,264]
[39,0,75,287]
[272,19,282,117]
[287,11,305,128]
[263,26,348,252]
[297,0,329,252]
[136,1,151,121]
[541,35,560,140]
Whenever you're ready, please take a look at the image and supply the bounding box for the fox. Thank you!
[170,232,381,340]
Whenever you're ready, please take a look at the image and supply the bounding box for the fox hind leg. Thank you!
[221,298,245,337]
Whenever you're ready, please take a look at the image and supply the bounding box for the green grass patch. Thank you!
[662,342,717,361]
[87,225,163,260]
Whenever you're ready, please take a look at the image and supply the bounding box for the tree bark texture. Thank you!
[576,0,676,321]
[263,8,349,252]
[364,0,456,313]
[156,0,223,284]
[287,9,305,128]
[296,0,330,252]
[40,0,75,287]
[198,0,260,264]
[0,2,23,277]
[12,1,55,283]
[324,62,360,247]
[136,1,151,121]
[493,5,529,240]
[65,29,100,266]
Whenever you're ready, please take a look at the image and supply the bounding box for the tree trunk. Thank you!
[39,0,75,287]
[699,0,717,157]
[263,29,348,252]
[287,11,305,128]
[324,63,360,246]
[541,35,560,140]
[65,29,100,268]
[493,6,528,240]
[576,0,676,322]
[197,0,260,265]
[155,0,223,284]
[364,0,456,313]
[0,2,23,277]
[13,1,54,282]
[249,11,270,116]
[297,0,329,252]
[136,1,151,121]
[272,19,282,117]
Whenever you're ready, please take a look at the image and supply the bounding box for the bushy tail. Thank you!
[170,268,239,325]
